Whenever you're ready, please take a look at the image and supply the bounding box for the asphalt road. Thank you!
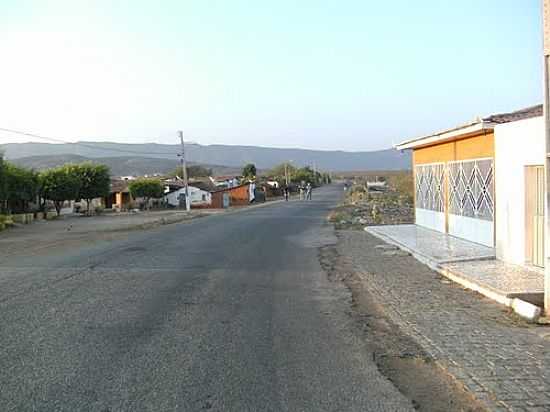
[0,185,413,411]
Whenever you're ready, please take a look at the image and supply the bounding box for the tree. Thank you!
[170,165,212,179]
[39,166,81,216]
[268,162,297,186]
[73,163,111,214]
[4,163,39,213]
[128,178,164,210]
[242,163,257,179]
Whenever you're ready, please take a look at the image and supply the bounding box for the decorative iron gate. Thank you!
[446,158,494,246]
[414,163,445,232]
[447,158,494,221]
[415,163,445,213]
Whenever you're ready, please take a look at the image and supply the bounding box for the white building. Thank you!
[396,104,545,268]
[163,185,211,208]
[494,111,545,267]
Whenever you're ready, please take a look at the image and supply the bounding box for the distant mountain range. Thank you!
[9,154,242,177]
[1,141,411,173]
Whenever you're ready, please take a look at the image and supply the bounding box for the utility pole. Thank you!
[285,162,289,186]
[544,0,550,314]
[178,130,190,211]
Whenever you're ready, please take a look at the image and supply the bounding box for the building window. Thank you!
[415,163,445,213]
[448,158,494,221]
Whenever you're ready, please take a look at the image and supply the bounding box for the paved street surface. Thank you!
[337,231,550,411]
[0,185,413,411]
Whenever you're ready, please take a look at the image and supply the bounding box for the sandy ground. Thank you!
[0,210,217,261]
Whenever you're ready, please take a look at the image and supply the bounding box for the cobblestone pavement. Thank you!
[337,230,550,411]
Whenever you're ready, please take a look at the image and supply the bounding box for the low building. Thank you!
[210,183,255,208]
[395,104,543,267]
[163,183,212,208]
[106,179,134,211]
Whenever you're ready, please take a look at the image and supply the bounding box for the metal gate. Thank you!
[447,158,494,247]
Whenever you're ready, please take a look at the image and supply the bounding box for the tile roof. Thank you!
[483,104,542,124]
[213,175,239,181]
[189,181,215,192]
[110,179,129,193]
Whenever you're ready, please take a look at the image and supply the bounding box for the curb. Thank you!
[364,226,542,322]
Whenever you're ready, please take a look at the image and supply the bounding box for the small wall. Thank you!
[229,184,251,206]
[448,214,494,247]
[209,184,251,208]
[415,208,445,233]
[494,116,544,264]
[11,213,35,224]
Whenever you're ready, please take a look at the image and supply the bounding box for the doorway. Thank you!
[525,165,545,267]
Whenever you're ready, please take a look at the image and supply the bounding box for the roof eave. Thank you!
[395,122,496,151]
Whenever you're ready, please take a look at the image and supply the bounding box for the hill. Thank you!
[9,155,242,177]
[1,142,411,171]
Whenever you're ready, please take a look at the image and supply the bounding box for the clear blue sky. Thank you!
[0,0,543,151]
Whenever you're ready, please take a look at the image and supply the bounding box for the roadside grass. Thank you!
[329,171,414,229]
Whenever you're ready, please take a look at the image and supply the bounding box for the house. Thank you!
[395,104,543,267]
[105,179,134,211]
[163,182,212,208]
[210,182,255,208]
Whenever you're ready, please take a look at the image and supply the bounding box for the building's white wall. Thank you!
[164,187,211,207]
[494,116,544,264]
[448,214,494,247]
[415,208,445,233]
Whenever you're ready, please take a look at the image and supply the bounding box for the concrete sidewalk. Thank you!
[365,225,544,318]
[338,230,550,411]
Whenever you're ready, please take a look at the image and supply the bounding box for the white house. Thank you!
[396,104,544,268]
[494,110,545,267]
[163,185,211,208]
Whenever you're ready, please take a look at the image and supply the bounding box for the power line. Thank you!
[0,127,179,156]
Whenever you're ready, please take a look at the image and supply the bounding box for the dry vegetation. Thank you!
[328,170,414,229]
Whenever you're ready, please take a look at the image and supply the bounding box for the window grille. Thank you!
[414,163,445,212]
[448,158,494,221]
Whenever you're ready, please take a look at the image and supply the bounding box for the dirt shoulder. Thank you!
[0,210,198,260]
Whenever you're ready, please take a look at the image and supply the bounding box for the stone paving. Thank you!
[444,260,544,297]
[337,230,550,411]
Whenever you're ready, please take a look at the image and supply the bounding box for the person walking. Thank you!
[283,187,289,201]
[306,183,312,200]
